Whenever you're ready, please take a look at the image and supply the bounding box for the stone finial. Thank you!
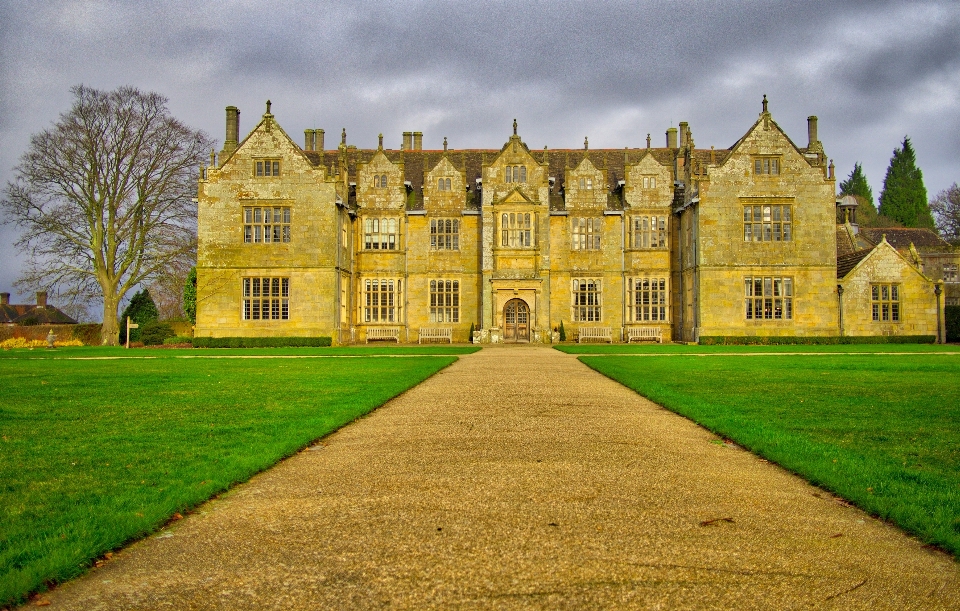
[209,149,216,168]
[341,128,347,145]
[762,94,768,114]
[443,137,448,152]
[646,133,651,149]
[828,159,835,179]
[710,145,716,165]
[584,136,589,150]
[513,118,517,136]
[378,133,384,149]
[266,100,272,115]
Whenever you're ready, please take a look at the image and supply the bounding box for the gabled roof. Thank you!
[837,249,872,279]
[0,304,77,325]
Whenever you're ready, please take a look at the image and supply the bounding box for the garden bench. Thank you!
[418,327,453,344]
[366,326,401,343]
[627,326,663,343]
[578,327,612,343]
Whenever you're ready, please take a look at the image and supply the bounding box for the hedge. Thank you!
[0,323,102,345]
[190,336,332,348]
[947,305,960,343]
[699,335,937,346]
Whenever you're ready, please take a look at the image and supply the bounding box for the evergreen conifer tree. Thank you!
[183,267,197,324]
[839,162,878,225]
[878,137,934,228]
[119,289,159,343]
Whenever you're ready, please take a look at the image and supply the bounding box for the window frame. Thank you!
[744,276,793,320]
[753,156,781,176]
[429,279,460,323]
[363,217,399,250]
[243,206,291,244]
[572,278,602,322]
[254,159,281,177]
[500,212,532,248]
[430,218,460,251]
[571,217,602,251]
[871,283,901,322]
[242,277,289,321]
[627,277,668,322]
[743,205,792,242]
[363,278,401,323]
[630,215,667,249]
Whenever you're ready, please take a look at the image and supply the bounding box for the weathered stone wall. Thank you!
[841,243,941,337]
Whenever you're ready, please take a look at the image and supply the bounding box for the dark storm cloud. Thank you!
[1,0,958,310]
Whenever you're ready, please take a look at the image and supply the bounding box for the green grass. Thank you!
[0,344,480,360]
[581,352,960,557]
[0,353,457,606]
[556,343,959,354]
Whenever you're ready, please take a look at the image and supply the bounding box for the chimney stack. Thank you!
[304,129,315,151]
[316,129,324,151]
[679,122,689,147]
[402,132,412,150]
[0,292,9,305]
[36,291,47,308]
[807,116,818,148]
[413,132,423,151]
[222,106,240,158]
[666,127,678,149]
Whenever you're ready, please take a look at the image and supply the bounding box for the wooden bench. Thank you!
[365,326,401,343]
[578,327,612,343]
[627,326,663,343]
[418,327,453,344]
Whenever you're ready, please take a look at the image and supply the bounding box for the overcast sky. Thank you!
[1,0,959,310]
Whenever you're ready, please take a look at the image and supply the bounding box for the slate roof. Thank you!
[859,227,952,251]
[837,249,873,279]
[0,303,77,325]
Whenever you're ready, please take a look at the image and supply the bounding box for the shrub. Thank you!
[190,336,332,348]
[699,335,936,346]
[119,289,159,343]
[183,266,197,324]
[946,305,960,343]
[139,321,175,346]
[469,322,475,342]
[559,321,567,342]
[163,336,193,345]
[71,324,102,345]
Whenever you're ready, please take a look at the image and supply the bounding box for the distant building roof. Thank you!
[837,249,873,279]
[859,227,952,251]
[0,292,77,325]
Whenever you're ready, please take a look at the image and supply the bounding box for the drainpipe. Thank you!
[621,209,627,342]
[837,284,844,338]
[935,283,943,343]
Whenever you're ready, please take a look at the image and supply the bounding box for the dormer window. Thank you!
[578,178,593,190]
[754,157,780,175]
[374,174,389,188]
[255,159,280,177]
[505,165,526,183]
[642,176,657,189]
[437,178,452,191]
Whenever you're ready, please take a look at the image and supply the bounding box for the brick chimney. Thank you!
[0,292,9,305]
[36,291,47,308]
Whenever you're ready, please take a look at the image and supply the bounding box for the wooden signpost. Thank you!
[126,317,139,349]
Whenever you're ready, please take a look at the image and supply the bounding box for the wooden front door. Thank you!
[503,299,530,342]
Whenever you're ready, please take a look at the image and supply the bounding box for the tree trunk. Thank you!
[101,294,120,345]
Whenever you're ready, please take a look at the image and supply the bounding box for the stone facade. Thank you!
[195,98,945,343]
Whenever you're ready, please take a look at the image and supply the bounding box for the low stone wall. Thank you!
[0,323,102,345]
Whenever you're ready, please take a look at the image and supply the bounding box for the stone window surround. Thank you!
[572,278,601,322]
[430,218,460,251]
[745,276,793,320]
[572,217,602,251]
[254,158,280,177]
[872,283,900,322]
[630,215,667,249]
[244,206,291,244]
[753,156,781,176]
[501,212,532,248]
[364,217,399,250]
[364,278,401,323]
[242,277,289,321]
[628,277,668,322]
[743,204,792,242]
[429,279,460,323]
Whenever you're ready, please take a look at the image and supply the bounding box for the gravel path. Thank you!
[30,346,960,609]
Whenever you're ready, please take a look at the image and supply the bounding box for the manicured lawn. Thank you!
[556,342,959,354]
[0,353,457,606]
[0,344,480,360]
[581,352,960,557]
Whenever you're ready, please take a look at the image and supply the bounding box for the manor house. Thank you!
[195,97,946,343]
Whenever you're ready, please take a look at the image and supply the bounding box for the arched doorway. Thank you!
[503,298,530,342]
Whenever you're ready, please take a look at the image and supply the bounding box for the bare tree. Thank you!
[930,183,960,245]
[2,85,212,344]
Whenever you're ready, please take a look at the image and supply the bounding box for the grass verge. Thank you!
[580,353,960,558]
[556,343,959,354]
[0,345,481,360]
[0,354,456,606]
